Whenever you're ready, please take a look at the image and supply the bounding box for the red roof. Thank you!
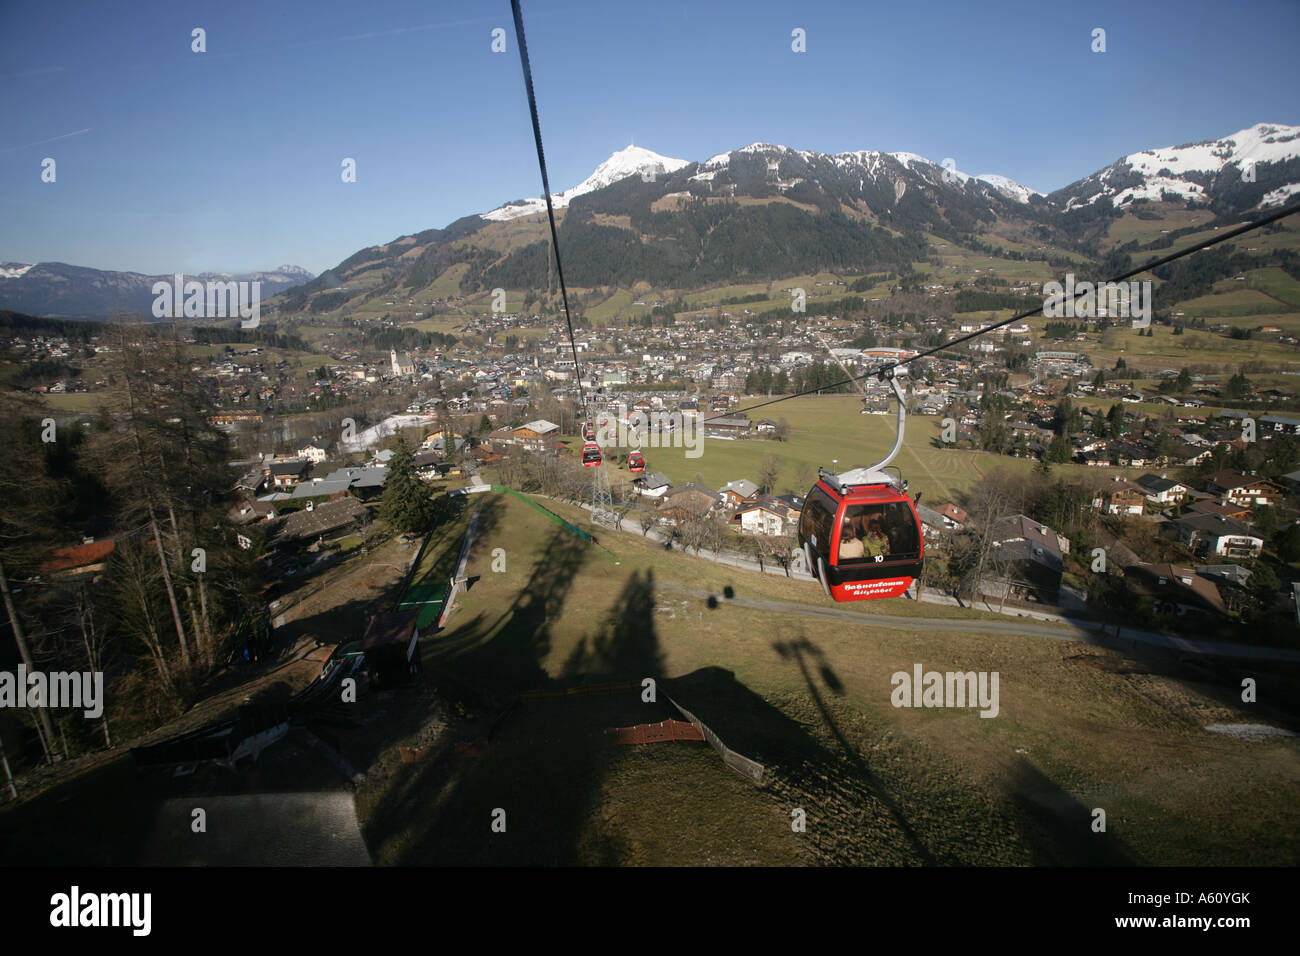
[44,538,115,573]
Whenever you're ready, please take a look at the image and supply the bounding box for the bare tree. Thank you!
[758,454,781,495]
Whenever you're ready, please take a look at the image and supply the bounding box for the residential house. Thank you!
[228,499,277,524]
[1090,476,1147,516]
[718,478,759,510]
[1174,514,1263,559]
[702,415,752,439]
[733,497,798,536]
[264,496,370,548]
[634,471,672,499]
[659,482,721,520]
[985,515,1071,603]
[515,419,560,450]
[1135,473,1188,505]
[268,458,309,490]
[1204,470,1283,507]
[1123,563,1228,617]
[1185,499,1253,522]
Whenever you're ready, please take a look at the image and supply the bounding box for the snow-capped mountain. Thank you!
[482,145,691,221]
[0,263,315,319]
[644,141,1043,205]
[1054,122,1300,211]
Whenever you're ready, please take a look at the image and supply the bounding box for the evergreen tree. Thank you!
[1045,435,1073,464]
[380,436,435,533]
[1091,411,1107,438]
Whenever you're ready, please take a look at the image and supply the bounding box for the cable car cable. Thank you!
[729,199,1300,419]
[510,0,585,410]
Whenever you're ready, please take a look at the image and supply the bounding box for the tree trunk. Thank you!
[197,576,214,669]
[0,557,56,762]
[151,515,191,668]
[1,736,17,799]
[75,585,112,749]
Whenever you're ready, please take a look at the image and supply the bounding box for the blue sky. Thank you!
[1,0,1296,276]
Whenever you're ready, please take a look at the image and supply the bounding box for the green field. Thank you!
[615,394,1143,508]
[1177,286,1290,318]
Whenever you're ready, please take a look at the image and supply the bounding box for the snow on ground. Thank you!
[1260,182,1300,207]
[340,413,436,452]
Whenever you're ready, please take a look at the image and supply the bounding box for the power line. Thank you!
[510,0,586,410]
[730,200,1300,418]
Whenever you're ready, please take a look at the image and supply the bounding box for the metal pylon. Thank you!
[591,462,618,529]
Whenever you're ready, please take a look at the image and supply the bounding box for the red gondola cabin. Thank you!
[627,450,645,473]
[581,441,602,467]
[798,474,924,601]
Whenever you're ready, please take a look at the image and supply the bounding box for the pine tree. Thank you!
[380,436,435,534]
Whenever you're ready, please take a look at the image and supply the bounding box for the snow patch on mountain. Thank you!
[976,174,1042,203]
[1063,122,1300,211]
[0,263,35,279]
[1261,183,1300,207]
[482,145,689,222]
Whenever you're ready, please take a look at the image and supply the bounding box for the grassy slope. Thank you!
[359,490,1300,866]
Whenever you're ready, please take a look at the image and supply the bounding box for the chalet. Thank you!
[1259,414,1300,435]
[514,420,560,449]
[1135,473,1188,504]
[985,515,1070,603]
[634,471,672,499]
[659,482,721,520]
[923,503,967,530]
[994,514,1070,555]
[1204,470,1282,507]
[1185,499,1253,522]
[734,498,798,536]
[1124,563,1228,617]
[718,478,759,509]
[1090,476,1147,516]
[1174,514,1263,559]
[755,419,778,434]
[264,495,370,549]
[267,458,309,489]
[411,450,443,480]
[228,499,277,524]
[915,504,949,540]
[702,415,752,439]
[298,444,328,464]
